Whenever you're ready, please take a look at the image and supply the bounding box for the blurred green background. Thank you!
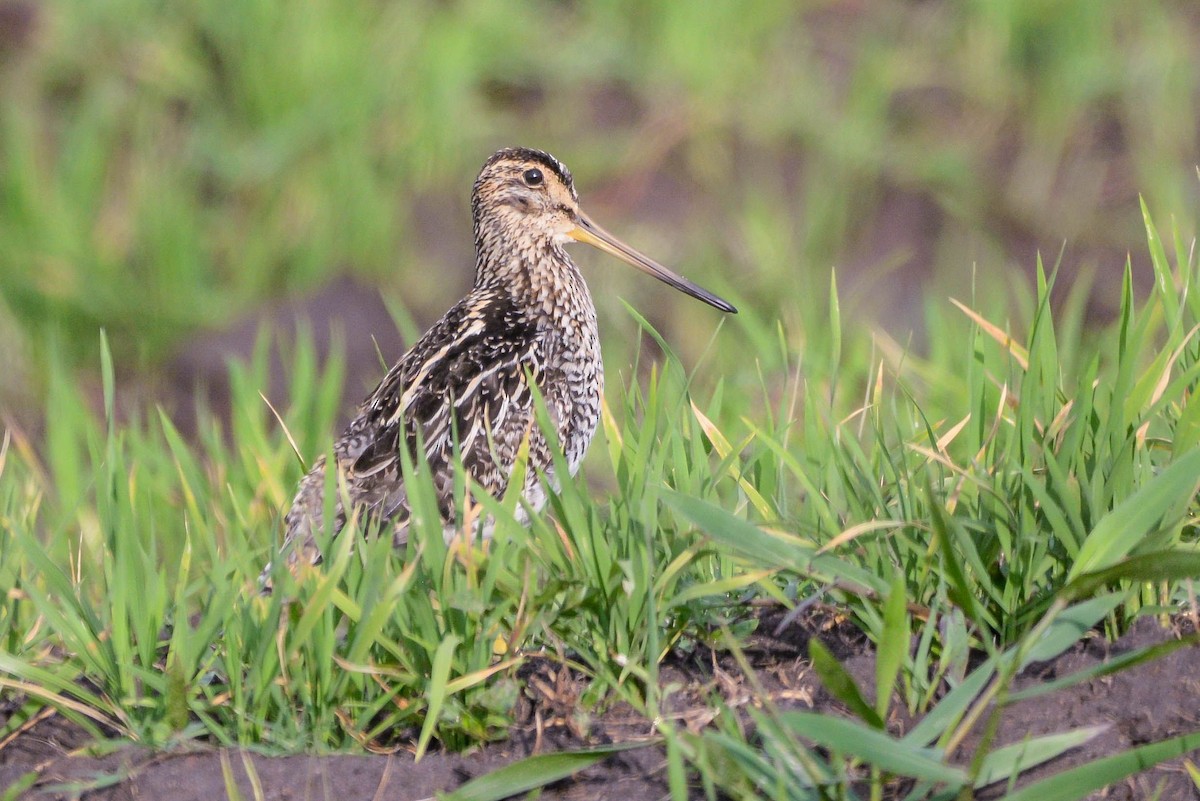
[1,0,1197,423]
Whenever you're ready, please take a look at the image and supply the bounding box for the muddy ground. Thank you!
[2,611,1197,800]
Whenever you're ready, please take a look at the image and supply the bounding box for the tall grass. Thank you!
[661,209,1200,798]
[1,210,1198,800]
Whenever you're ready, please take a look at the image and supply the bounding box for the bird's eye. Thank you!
[522,168,544,187]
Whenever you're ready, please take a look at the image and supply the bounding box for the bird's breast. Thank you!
[532,289,603,475]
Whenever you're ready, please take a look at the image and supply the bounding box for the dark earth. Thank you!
[2,610,1197,800]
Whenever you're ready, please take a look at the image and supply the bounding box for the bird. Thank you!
[268,147,736,579]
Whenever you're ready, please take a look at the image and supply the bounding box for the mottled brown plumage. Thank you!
[268,147,735,578]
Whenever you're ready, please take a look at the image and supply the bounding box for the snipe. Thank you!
[271,147,735,575]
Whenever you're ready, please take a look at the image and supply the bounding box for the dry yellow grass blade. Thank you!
[690,400,772,519]
[950,298,1029,371]
[817,520,908,554]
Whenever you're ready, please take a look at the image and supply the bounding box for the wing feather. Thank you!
[346,289,539,520]
[279,287,543,565]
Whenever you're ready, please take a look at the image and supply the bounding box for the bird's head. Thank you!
[472,147,736,314]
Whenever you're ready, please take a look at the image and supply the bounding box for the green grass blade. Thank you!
[415,633,461,760]
[903,652,998,747]
[1019,594,1125,667]
[974,725,1108,788]
[777,711,967,785]
[1001,729,1200,801]
[1063,552,1200,601]
[661,490,887,594]
[809,638,883,729]
[1010,635,1199,703]
[875,572,907,721]
[1068,449,1200,579]
[442,742,657,801]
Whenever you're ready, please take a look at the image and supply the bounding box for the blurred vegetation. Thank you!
[0,0,1197,404]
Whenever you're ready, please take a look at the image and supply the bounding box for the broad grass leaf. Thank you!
[974,725,1108,788]
[443,743,656,801]
[416,634,461,760]
[1064,552,1200,601]
[777,711,966,785]
[1019,594,1124,667]
[809,638,883,729]
[1068,449,1200,579]
[1001,729,1200,801]
[1011,635,1199,703]
[661,490,887,594]
[875,573,907,721]
[903,653,998,747]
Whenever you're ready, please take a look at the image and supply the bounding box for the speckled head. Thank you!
[470,147,737,314]
[472,148,580,244]
[479,147,575,198]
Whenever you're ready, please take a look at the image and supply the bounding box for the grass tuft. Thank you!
[1,206,1199,797]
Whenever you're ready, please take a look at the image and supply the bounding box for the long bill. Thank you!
[568,212,737,314]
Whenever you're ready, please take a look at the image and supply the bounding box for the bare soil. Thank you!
[3,611,1197,800]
